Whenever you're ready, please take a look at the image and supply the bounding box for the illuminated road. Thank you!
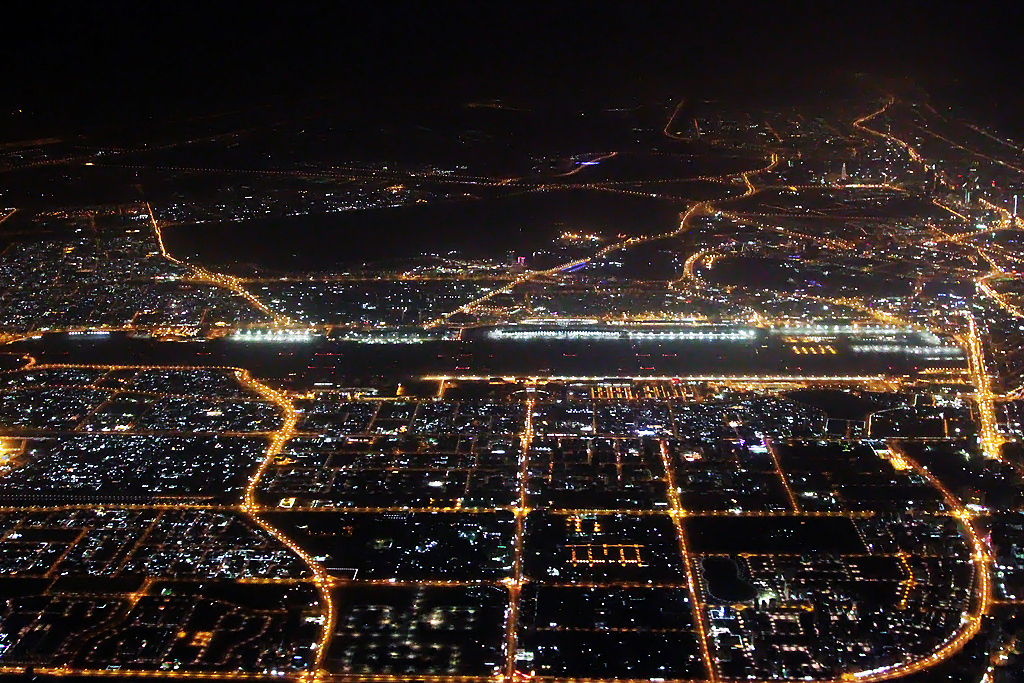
[659,440,716,682]
[847,109,1024,461]
[852,97,923,163]
[911,119,1024,175]
[145,202,293,326]
[977,272,1024,320]
[505,393,534,679]
[851,98,1024,353]
[864,443,993,683]
[716,209,855,251]
[663,98,688,140]
[960,313,1005,460]
[426,198,712,326]
[764,437,801,513]
[236,369,335,683]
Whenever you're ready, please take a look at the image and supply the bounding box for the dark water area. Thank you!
[701,557,757,603]
[5,334,314,381]
[634,179,745,202]
[7,330,964,388]
[571,152,763,184]
[161,189,687,274]
[0,352,28,372]
[0,165,147,212]
[307,337,954,386]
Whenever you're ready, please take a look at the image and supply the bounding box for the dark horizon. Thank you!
[4,2,1024,138]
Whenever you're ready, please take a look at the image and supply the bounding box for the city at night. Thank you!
[1,3,1024,682]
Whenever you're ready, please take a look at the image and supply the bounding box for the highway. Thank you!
[146,202,294,326]
[237,369,335,681]
[504,393,534,679]
[659,439,716,683]
[960,313,1005,460]
[859,443,993,683]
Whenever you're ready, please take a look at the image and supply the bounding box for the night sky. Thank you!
[3,2,1024,135]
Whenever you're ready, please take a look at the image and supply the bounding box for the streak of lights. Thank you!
[504,392,534,680]
[145,202,293,326]
[422,373,892,382]
[852,97,923,163]
[895,551,916,611]
[764,437,801,512]
[849,443,993,683]
[236,369,334,681]
[961,313,1004,460]
[659,440,717,682]
[663,98,688,140]
[977,273,1024,320]
[427,198,710,326]
[912,121,1024,175]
